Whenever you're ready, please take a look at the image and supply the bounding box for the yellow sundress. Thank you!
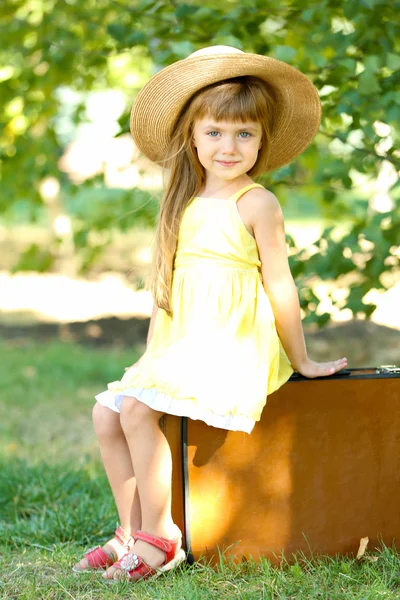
[95,183,293,433]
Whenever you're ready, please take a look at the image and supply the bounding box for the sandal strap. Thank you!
[83,526,134,570]
[135,528,181,564]
[85,546,114,569]
[114,526,135,549]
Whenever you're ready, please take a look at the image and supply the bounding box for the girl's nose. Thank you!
[221,135,237,154]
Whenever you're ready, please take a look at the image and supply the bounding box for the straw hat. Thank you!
[130,45,321,171]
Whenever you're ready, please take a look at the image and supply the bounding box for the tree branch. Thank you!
[319,131,400,170]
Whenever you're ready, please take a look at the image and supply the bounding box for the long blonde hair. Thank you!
[149,76,276,317]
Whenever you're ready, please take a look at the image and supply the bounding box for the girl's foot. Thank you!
[73,526,135,572]
[102,525,185,581]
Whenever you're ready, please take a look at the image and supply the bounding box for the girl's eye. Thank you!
[206,131,252,138]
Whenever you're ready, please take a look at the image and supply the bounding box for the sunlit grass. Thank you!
[1,339,400,599]
[0,339,139,462]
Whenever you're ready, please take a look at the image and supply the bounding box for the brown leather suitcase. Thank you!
[162,367,400,564]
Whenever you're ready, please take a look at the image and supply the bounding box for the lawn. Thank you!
[0,338,399,599]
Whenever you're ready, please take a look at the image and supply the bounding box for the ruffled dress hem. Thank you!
[95,387,256,434]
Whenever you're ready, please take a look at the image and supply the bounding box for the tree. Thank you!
[1,0,399,323]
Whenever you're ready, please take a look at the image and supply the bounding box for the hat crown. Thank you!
[188,46,244,59]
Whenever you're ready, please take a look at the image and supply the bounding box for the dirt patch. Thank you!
[0,316,149,350]
[1,316,399,368]
[304,320,400,368]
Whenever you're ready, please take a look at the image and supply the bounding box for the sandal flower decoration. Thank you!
[120,553,140,571]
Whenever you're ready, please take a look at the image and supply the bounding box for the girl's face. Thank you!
[192,116,262,185]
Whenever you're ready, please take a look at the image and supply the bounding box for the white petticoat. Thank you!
[95,386,255,434]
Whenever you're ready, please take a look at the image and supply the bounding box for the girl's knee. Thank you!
[119,396,157,432]
[92,402,122,440]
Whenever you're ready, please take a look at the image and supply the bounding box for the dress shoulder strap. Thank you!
[228,183,265,203]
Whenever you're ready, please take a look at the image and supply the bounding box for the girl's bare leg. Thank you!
[103,397,177,579]
[74,402,141,570]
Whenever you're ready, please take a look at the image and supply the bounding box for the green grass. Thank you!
[2,545,400,600]
[0,338,399,599]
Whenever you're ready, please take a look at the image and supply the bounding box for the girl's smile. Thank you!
[192,117,262,184]
[216,160,240,167]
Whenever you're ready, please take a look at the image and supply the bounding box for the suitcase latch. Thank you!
[376,365,400,374]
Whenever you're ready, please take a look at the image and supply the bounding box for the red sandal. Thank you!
[72,525,135,573]
[109,527,186,582]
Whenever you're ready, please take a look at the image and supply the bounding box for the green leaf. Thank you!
[357,70,381,95]
[192,6,216,20]
[301,7,318,21]
[338,58,357,75]
[137,0,158,10]
[323,190,336,204]
[387,53,400,70]
[170,41,195,58]
[317,312,331,327]
[175,3,199,18]
[107,23,128,42]
[364,55,381,72]
[360,0,378,8]
[273,45,297,63]
[364,303,377,317]
[12,244,54,273]
[346,287,367,315]
[127,31,147,45]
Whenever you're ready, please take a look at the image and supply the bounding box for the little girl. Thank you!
[73,45,347,582]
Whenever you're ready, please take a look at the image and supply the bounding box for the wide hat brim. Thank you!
[130,51,322,171]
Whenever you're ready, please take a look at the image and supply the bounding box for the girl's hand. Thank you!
[294,357,348,379]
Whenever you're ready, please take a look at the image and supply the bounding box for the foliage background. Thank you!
[1,0,399,325]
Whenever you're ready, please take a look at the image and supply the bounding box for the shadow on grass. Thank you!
[2,459,400,599]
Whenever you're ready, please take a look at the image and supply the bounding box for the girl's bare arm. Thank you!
[250,189,347,378]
